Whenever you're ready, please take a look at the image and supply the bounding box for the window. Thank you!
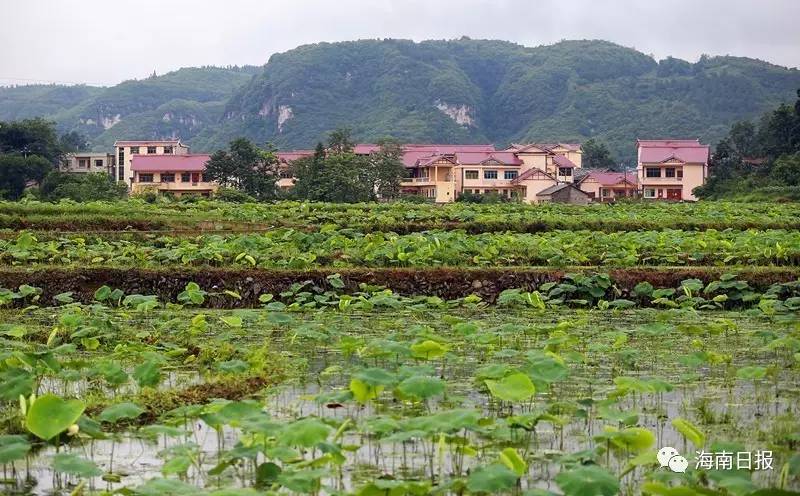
[130,146,140,154]
[139,173,153,183]
[558,167,572,177]
[484,170,498,179]
[465,170,479,180]
[677,169,683,178]
[504,170,518,180]
[78,158,89,168]
[181,172,191,182]
[644,188,656,198]
[164,146,173,154]
[645,167,661,178]
[118,149,124,165]
[279,170,293,179]
[160,173,175,182]
[665,168,676,178]
[147,146,157,154]
[601,188,610,197]
[118,166,124,181]
[94,159,104,168]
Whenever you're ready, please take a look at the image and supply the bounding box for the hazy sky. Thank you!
[2,0,799,87]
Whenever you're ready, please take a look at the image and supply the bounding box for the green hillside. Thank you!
[2,39,799,164]
[0,66,259,151]
[213,39,800,164]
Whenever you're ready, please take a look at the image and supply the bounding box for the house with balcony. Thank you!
[577,170,638,201]
[60,152,115,175]
[114,139,190,186]
[273,142,585,204]
[130,154,217,197]
[636,139,709,201]
[505,143,582,183]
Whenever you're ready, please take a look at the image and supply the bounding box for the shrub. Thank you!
[215,187,256,203]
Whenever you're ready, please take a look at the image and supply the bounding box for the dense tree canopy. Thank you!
[205,138,280,201]
[0,119,69,199]
[291,129,407,202]
[39,171,127,202]
[695,89,800,200]
[580,139,618,170]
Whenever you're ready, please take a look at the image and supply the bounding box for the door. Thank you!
[666,188,682,200]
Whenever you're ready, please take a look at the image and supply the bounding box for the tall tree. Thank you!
[0,154,51,200]
[290,143,327,200]
[370,139,407,200]
[0,118,64,163]
[581,139,618,170]
[205,138,279,201]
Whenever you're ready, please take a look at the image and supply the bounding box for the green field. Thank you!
[0,200,799,496]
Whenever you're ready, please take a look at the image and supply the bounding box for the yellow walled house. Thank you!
[577,170,638,202]
[636,139,710,201]
[113,139,190,186]
[276,142,583,203]
[130,154,217,197]
[505,143,582,183]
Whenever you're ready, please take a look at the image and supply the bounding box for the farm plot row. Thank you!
[2,200,800,233]
[2,268,800,312]
[2,229,800,269]
[0,300,797,495]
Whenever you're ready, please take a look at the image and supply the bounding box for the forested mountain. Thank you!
[2,39,799,164]
[0,66,259,150]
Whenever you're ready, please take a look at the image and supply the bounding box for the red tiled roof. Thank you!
[131,154,210,172]
[511,167,556,185]
[455,151,522,166]
[277,150,314,162]
[509,143,582,153]
[115,140,184,146]
[552,154,577,168]
[581,171,638,186]
[637,139,710,164]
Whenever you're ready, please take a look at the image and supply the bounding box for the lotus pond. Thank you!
[0,287,799,495]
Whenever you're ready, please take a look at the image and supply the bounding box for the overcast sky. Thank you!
[2,0,799,87]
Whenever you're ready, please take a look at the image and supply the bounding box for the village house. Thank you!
[276,142,583,204]
[113,139,190,185]
[130,154,217,197]
[535,182,591,204]
[60,152,115,175]
[636,139,710,201]
[577,170,638,201]
[73,136,710,202]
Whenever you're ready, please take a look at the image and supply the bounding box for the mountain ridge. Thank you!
[2,39,799,164]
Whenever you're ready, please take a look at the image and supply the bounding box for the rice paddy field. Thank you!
[0,199,799,496]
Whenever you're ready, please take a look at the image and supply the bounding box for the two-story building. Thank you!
[60,152,115,175]
[113,140,190,185]
[130,154,217,197]
[275,142,583,204]
[577,170,638,201]
[636,139,709,201]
